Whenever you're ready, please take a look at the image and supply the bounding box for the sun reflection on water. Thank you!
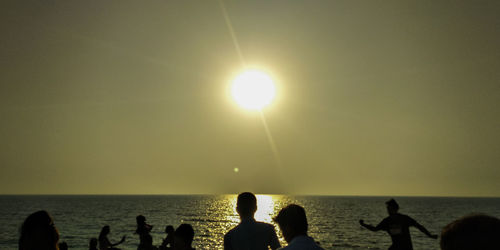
[225,195,284,222]
[223,194,287,246]
[254,195,277,223]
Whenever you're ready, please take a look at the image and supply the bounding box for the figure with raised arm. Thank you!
[224,192,281,250]
[98,225,126,250]
[135,215,154,250]
[359,199,438,250]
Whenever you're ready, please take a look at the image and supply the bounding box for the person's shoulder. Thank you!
[224,227,235,238]
[398,213,415,220]
[255,221,275,227]
[255,221,277,231]
[224,223,241,238]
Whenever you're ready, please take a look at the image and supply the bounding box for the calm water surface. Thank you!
[0,195,499,249]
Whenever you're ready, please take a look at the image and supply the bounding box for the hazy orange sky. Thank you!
[1,1,499,196]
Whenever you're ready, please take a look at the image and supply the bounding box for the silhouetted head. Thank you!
[236,192,257,219]
[136,215,146,225]
[385,199,399,215]
[19,210,59,250]
[440,214,500,250]
[173,224,194,250]
[274,204,309,243]
[166,225,174,234]
[99,225,110,239]
[89,238,98,249]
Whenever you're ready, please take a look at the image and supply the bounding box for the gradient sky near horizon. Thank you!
[1,1,499,196]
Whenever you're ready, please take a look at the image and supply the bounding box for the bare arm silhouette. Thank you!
[359,220,382,231]
[110,236,126,247]
[414,223,438,239]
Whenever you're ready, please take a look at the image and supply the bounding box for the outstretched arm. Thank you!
[414,223,438,239]
[111,236,126,247]
[359,220,381,232]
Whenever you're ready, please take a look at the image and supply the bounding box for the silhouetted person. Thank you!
[98,225,126,250]
[273,204,324,250]
[173,224,195,250]
[89,238,98,250]
[160,225,175,250]
[224,192,281,250]
[359,199,437,250]
[135,215,154,250]
[59,242,68,250]
[440,214,500,250]
[19,210,60,250]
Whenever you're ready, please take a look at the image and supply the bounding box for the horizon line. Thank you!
[1,193,499,198]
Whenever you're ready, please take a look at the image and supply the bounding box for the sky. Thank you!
[1,1,499,196]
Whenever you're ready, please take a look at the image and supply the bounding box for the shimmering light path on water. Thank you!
[1,195,499,249]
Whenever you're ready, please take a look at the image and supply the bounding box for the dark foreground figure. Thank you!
[359,199,437,250]
[274,204,324,250]
[159,225,174,250]
[98,225,126,250]
[19,210,60,250]
[173,224,195,250]
[440,214,500,250]
[136,215,155,250]
[224,192,281,250]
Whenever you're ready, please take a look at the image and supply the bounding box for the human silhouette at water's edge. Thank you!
[359,199,437,250]
[160,225,175,250]
[224,192,281,250]
[135,215,155,250]
[19,210,60,250]
[440,214,500,250]
[274,204,324,250]
[173,224,195,250]
[98,225,126,250]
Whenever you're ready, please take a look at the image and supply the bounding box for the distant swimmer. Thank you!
[224,192,281,250]
[359,199,438,250]
[98,225,126,250]
[274,204,324,250]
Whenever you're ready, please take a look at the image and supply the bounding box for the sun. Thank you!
[231,70,276,110]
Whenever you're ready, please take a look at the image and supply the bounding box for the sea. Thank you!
[1,195,499,250]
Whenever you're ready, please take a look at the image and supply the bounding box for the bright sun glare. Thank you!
[231,70,276,110]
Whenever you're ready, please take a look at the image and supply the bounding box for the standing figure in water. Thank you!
[19,210,60,250]
[359,199,438,250]
[135,215,154,250]
[98,225,126,250]
[224,192,281,250]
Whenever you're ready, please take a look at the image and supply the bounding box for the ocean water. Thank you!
[1,195,499,250]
